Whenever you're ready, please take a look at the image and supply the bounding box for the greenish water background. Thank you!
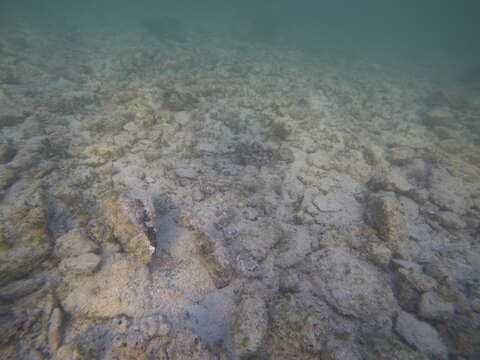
[1,0,479,72]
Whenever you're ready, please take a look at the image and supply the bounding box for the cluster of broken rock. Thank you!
[0,21,479,360]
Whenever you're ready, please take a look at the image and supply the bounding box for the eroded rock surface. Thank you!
[0,17,479,360]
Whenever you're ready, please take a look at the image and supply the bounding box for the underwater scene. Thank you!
[0,1,479,359]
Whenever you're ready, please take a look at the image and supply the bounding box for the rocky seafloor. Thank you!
[0,21,479,360]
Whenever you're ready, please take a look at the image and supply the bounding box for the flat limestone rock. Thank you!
[304,247,397,328]
[395,310,448,359]
[418,291,454,321]
[103,191,157,264]
[0,206,52,287]
[61,253,150,318]
[230,296,268,358]
[428,167,474,214]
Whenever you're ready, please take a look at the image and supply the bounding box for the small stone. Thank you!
[279,269,301,293]
[47,308,64,351]
[163,90,197,111]
[0,304,11,316]
[387,147,416,166]
[175,167,197,179]
[235,252,262,279]
[424,263,452,285]
[126,326,148,353]
[395,310,448,359]
[52,345,75,360]
[409,188,429,204]
[392,259,423,273]
[278,147,295,163]
[123,121,139,133]
[398,268,437,293]
[306,150,330,169]
[192,187,204,202]
[368,170,413,193]
[7,143,41,171]
[200,183,216,196]
[82,143,120,167]
[367,241,392,268]
[419,291,455,321]
[471,298,480,313]
[439,138,464,154]
[157,321,171,337]
[363,144,385,166]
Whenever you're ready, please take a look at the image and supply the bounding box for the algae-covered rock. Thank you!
[82,143,121,167]
[59,253,101,276]
[366,192,408,257]
[54,91,96,115]
[267,293,331,358]
[103,191,157,264]
[0,206,52,287]
[54,229,98,259]
[195,231,234,289]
